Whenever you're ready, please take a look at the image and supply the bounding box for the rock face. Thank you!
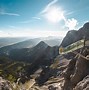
[74,75,89,90]
[61,30,79,47]
[71,55,89,86]
[62,48,89,90]
[0,77,12,90]
[61,22,89,47]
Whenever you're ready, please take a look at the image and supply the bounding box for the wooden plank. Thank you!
[60,39,85,54]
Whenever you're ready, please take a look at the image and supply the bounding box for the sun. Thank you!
[45,7,64,23]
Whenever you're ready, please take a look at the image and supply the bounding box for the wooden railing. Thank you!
[59,39,85,54]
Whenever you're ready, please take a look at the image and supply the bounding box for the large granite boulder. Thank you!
[62,52,89,90]
[70,54,89,88]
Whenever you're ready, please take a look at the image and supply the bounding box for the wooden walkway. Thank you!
[59,39,89,55]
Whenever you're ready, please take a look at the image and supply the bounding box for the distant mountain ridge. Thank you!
[9,41,59,63]
[0,41,59,69]
[0,38,41,50]
[0,37,61,51]
[0,37,27,48]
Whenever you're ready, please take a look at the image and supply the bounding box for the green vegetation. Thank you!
[7,74,16,82]
[50,59,59,69]
[0,56,31,82]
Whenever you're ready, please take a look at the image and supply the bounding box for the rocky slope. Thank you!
[1,47,89,90]
[31,22,89,90]
[28,47,89,90]
[74,75,89,90]
[0,77,12,90]
[61,47,89,90]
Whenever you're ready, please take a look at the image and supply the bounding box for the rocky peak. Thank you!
[61,22,89,47]
[61,30,78,47]
[35,41,48,49]
[83,22,89,29]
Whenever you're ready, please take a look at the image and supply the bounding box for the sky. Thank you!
[0,0,89,38]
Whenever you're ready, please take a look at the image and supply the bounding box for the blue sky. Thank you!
[0,0,89,37]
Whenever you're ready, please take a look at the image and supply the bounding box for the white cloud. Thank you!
[40,0,78,29]
[83,20,89,24]
[40,0,65,23]
[19,17,41,24]
[65,11,74,16]
[41,0,58,14]
[19,20,32,24]
[0,8,20,16]
[65,18,78,30]
[19,19,39,24]
[32,17,41,20]
[8,25,21,31]
[8,25,16,29]
[1,12,20,16]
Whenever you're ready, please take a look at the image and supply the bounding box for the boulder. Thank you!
[71,54,89,88]
[62,53,89,90]
[74,75,89,90]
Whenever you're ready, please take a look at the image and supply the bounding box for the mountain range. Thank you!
[0,41,59,75]
[0,36,62,49]
[0,22,89,89]
[0,37,27,48]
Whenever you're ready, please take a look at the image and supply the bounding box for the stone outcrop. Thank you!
[0,77,12,90]
[62,48,89,90]
[74,75,89,90]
